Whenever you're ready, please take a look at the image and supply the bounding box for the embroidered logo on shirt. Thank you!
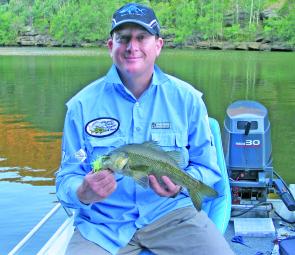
[85,118,120,137]
[151,122,171,129]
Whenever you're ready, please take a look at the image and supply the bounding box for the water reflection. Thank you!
[0,110,61,185]
[0,49,295,185]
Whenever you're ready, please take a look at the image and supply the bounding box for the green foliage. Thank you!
[223,24,242,41]
[152,0,197,44]
[0,0,294,46]
[263,3,295,46]
[196,0,225,41]
[50,0,121,45]
[8,0,34,27]
[223,23,257,42]
[32,0,62,33]
[264,15,295,46]
[0,6,19,45]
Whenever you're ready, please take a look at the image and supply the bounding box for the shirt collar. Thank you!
[152,64,169,86]
[105,64,123,84]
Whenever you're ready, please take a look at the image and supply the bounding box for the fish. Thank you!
[94,141,218,210]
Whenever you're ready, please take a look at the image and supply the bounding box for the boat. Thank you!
[8,203,74,255]
[8,192,295,255]
[8,100,295,255]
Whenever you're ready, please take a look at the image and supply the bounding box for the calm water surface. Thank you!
[0,47,294,254]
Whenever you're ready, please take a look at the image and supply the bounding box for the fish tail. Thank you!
[188,183,218,211]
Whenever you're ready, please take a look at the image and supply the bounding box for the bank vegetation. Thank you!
[0,0,294,50]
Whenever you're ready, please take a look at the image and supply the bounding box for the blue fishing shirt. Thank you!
[56,64,221,255]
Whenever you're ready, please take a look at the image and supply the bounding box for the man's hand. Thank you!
[149,175,182,198]
[77,169,117,205]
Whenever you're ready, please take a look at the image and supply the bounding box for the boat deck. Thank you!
[8,194,295,255]
[225,220,277,255]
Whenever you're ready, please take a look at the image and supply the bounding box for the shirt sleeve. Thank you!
[185,96,221,188]
[55,101,92,210]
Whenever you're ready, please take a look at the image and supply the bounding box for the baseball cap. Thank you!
[110,3,160,36]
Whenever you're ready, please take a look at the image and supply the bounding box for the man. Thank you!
[56,3,234,255]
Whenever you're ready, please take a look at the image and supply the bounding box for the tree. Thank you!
[32,0,63,33]
[152,0,197,44]
[0,7,19,45]
[50,0,119,46]
[196,0,225,41]
[8,0,34,26]
[0,0,294,46]
[263,0,295,46]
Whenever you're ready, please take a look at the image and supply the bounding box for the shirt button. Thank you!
[135,102,140,107]
[136,127,141,131]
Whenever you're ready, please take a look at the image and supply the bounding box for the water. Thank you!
[0,47,294,254]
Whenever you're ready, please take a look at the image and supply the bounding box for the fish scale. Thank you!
[128,151,182,180]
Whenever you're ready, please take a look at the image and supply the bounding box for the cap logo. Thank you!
[119,5,146,16]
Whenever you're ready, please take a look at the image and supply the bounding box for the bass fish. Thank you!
[93,141,218,210]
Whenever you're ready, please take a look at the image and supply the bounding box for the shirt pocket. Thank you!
[151,132,188,149]
[151,132,189,168]
[86,136,125,154]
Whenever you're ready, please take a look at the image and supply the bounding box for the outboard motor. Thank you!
[223,100,295,213]
[223,100,273,206]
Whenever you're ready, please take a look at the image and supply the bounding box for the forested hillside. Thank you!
[0,0,294,49]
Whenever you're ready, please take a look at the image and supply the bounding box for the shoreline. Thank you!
[0,46,108,56]
[0,44,294,56]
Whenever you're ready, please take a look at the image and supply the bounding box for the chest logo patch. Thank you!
[151,122,171,129]
[85,118,120,137]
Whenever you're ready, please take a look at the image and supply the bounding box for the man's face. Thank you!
[107,24,163,78]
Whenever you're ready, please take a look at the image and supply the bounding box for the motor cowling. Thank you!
[223,100,272,171]
[223,100,273,205]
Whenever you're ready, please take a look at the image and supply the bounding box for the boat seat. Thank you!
[139,117,231,255]
[203,117,231,233]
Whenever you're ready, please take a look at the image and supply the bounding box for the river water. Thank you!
[0,47,294,254]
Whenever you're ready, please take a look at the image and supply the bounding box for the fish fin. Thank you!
[133,174,150,188]
[188,189,203,211]
[131,166,150,188]
[166,151,182,165]
[188,183,218,211]
[142,141,162,151]
[142,141,183,166]
[200,182,218,198]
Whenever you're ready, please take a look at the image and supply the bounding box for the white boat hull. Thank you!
[37,215,74,255]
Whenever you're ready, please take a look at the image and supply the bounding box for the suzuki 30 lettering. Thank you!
[235,140,261,147]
